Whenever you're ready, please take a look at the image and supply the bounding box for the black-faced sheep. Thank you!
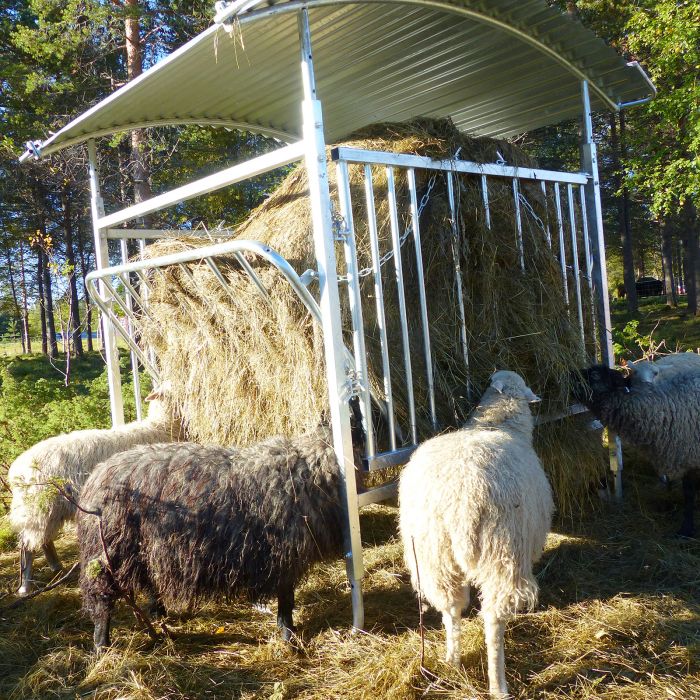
[573,364,700,537]
[399,370,554,699]
[77,424,354,650]
[8,384,183,595]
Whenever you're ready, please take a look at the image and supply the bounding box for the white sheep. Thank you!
[8,383,183,595]
[628,352,700,386]
[399,370,554,699]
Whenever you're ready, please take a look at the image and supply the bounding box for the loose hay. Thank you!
[139,118,604,517]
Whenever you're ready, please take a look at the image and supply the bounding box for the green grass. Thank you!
[610,295,700,359]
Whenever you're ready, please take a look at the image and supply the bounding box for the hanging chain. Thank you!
[347,172,438,279]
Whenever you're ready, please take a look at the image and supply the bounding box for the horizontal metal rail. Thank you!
[105,228,237,240]
[332,147,590,184]
[98,142,305,229]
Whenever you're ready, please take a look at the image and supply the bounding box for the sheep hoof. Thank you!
[278,625,296,643]
[17,584,31,597]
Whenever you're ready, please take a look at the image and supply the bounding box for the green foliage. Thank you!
[0,516,17,552]
[85,557,103,580]
[0,351,147,475]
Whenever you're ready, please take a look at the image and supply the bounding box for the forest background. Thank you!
[0,0,698,359]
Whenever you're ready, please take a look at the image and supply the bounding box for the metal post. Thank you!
[364,165,397,450]
[386,167,417,445]
[87,139,125,426]
[336,160,375,458]
[512,179,525,271]
[446,172,470,397]
[567,184,585,353]
[581,80,622,498]
[120,239,142,421]
[407,168,437,432]
[298,8,364,629]
[554,183,570,307]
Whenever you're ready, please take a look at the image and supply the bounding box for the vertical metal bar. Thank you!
[87,139,124,426]
[336,159,375,458]
[446,172,470,394]
[120,239,142,421]
[554,183,570,307]
[481,174,491,230]
[298,8,364,628]
[407,168,437,432]
[512,178,525,271]
[540,181,552,248]
[364,166,396,450]
[581,80,622,498]
[567,184,585,352]
[579,185,598,359]
[386,167,417,445]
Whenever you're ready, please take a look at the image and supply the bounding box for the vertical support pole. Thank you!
[481,175,492,230]
[554,183,570,307]
[581,80,622,498]
[446,172,471,399]
[336,160,375,458]
[407,168,437,432]
[540,181,552,248]
[386,167,417,445]
[567,184,585,354]
[364,166,396,450]
[579,185,599,360]
[87,139,125,427]
[120,239,143,421]
[512,178,525,271]
[298,8,364,628]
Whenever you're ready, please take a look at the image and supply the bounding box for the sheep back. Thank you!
[8,418,179,551]
[587,371,700,480]
[78,432,345,607]
[399,417,553,619]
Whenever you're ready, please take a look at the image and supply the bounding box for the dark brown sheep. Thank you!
[77,425,351,649]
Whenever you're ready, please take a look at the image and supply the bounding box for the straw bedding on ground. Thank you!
[1,465,698,699]
[138,118,604,518]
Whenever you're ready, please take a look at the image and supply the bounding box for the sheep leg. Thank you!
[678,472,698,538]
[483,609,509,699]
[442,604,462,666]
[18,546,34,596]
[91,599,113,652]
[276,582,295,641]
[42,541,63,572]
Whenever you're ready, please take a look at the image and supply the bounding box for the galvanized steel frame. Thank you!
[81,14,622,632]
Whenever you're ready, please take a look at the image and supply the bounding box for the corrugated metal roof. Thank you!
[28,0,654,158]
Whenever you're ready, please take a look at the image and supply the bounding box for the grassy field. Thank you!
[0,301,698,698]
[610,295,700,358]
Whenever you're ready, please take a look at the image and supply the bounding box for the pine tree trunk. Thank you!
[683,202,700,316]
[18,241,31,354]
[77,220,94,352]
[660,219,677,307]
[610,112,638,312]
[36,242,48,354]
[62,187,84,357]
[42,248,59,359]
[4,242,24,352]
[125,0,152,211]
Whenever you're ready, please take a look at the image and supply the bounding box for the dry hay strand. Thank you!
[138,118,604,516]
[2,484,700,700]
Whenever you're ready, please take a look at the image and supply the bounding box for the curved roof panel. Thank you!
[27,0,654,159]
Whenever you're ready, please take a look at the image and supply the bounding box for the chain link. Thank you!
[344,172,438,278]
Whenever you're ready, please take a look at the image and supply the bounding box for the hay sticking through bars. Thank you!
[138,118,605,517]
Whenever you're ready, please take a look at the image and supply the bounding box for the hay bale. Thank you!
[139,118,605,517]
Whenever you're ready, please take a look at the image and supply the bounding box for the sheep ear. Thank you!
[525,388,541,403]
[145,380,172,402]
[491,379,505,394]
